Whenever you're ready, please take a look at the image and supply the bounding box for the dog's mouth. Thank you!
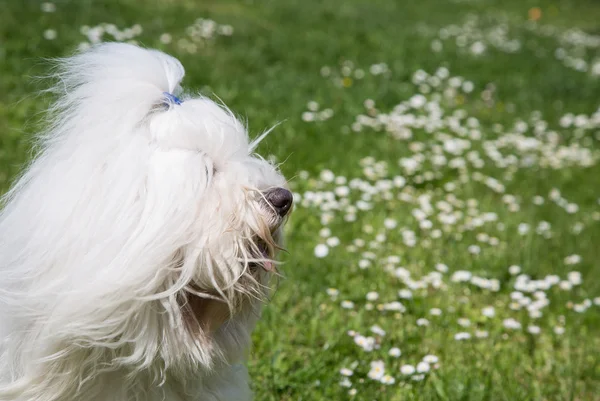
[180,231,282,334]
[249,238,275,272]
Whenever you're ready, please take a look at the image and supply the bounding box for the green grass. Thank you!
[1,0,600,400]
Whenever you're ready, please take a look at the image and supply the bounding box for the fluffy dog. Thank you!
[0,43,292,401]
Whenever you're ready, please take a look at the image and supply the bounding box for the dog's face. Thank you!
[142,97,293,368]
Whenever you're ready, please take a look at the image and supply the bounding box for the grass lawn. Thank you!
[1,0,600,400]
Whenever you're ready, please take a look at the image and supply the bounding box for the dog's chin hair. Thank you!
[0,43,288,401]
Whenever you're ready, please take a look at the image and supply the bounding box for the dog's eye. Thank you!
[206,165,217,177]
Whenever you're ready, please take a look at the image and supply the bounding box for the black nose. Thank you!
[265,188,293,217]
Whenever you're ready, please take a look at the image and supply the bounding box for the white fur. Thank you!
[0,43,289,401]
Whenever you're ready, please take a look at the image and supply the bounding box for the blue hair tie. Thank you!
[163,92,183,106]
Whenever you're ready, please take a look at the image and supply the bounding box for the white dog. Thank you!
[0,43,292,401]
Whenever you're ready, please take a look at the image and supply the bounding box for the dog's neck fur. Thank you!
[0,300,261,401]
[8,363,252,401]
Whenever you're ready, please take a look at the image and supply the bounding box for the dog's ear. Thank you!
[0,149,215,400]
[112,147,211,295]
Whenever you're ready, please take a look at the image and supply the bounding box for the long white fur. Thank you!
[0,43,287,401]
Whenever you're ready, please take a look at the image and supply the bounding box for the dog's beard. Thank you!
[178,210,285,338]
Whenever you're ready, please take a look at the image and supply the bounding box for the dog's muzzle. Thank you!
[248,188,292,273]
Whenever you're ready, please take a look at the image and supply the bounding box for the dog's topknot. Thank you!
[53,42,184,109]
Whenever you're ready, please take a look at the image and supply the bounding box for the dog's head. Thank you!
[146,95,294,368]
[0,43,292,382]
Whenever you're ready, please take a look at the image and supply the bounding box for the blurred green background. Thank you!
[1,0,599,400]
